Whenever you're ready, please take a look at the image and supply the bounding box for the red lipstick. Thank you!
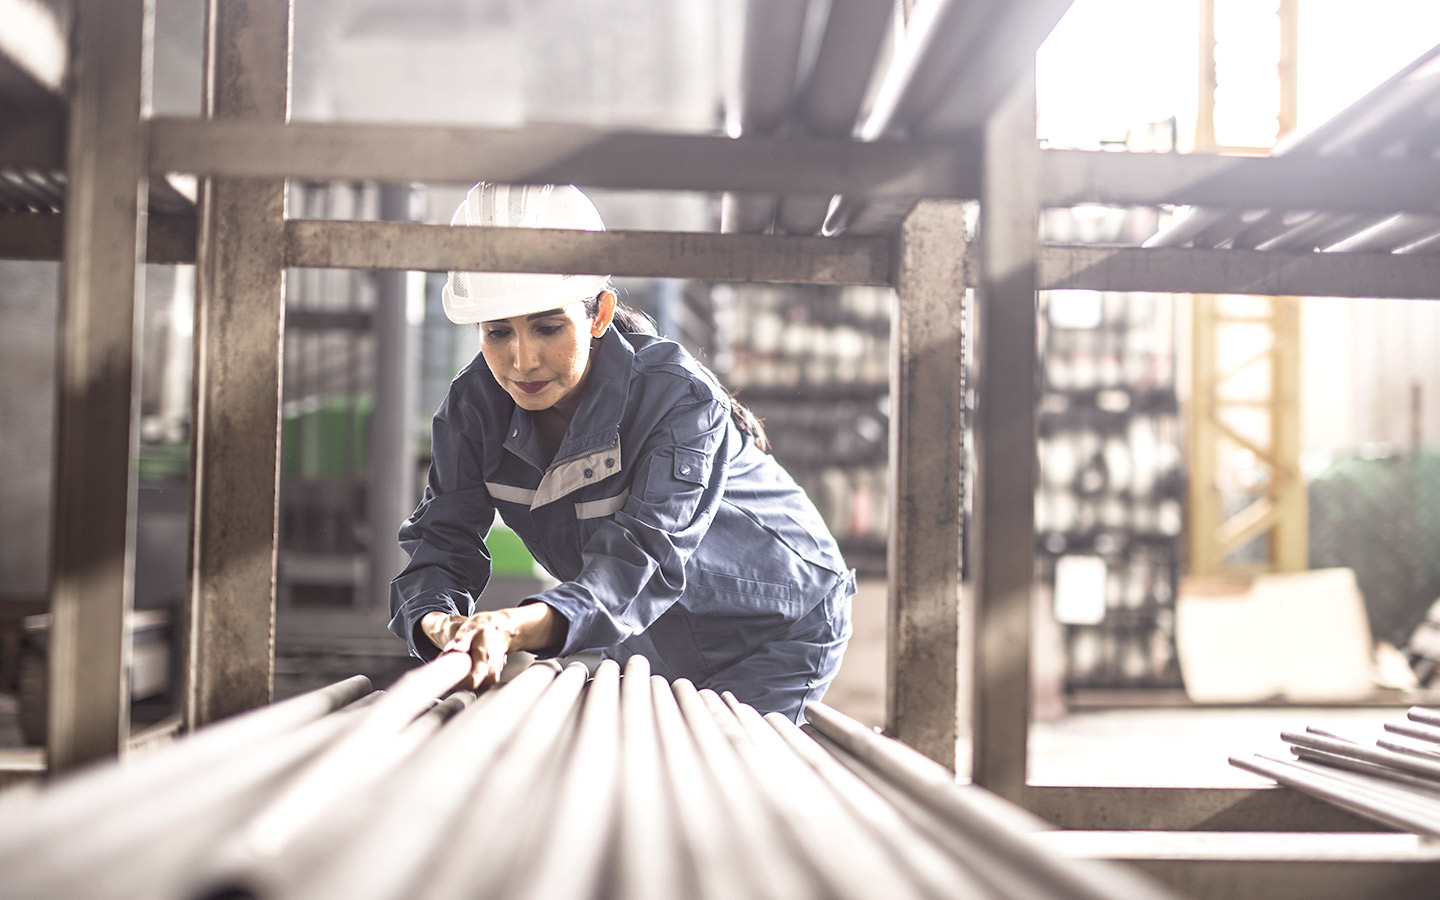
[514,381,549,394]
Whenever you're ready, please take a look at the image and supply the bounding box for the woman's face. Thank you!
[479,298,604,419]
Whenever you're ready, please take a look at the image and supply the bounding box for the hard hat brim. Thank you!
[442,271,610,324]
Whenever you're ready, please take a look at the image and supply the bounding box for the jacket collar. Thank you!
[500,329,635,507]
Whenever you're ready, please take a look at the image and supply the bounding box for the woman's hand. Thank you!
[420,604,566,691]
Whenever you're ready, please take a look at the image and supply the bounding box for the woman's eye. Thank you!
[484,328,511,340]
[535,324,563,337]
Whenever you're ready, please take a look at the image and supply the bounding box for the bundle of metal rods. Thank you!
[0,655,1178,900]
[1230,707,1440,836]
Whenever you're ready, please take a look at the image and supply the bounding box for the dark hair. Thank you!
[585,292,770,452]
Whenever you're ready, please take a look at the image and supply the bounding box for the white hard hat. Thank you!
[442,182,610,324]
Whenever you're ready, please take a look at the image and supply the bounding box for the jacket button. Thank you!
[605,458,615,468]
[584,468,594,478]
[510,429,518,438]
[679,465,691,475]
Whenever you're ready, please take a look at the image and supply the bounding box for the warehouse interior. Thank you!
[3,0,1440,897]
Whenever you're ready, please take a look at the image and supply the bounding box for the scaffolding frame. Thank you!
[6,1,1440,891]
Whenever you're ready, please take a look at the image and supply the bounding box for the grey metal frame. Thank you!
[46,0,152,770]
[887,200,971,771]
[30,3,1440,871]
[970,73,1041,804]
[184,0,292,728]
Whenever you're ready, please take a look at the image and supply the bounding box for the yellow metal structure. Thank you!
[1187,0,1307,575]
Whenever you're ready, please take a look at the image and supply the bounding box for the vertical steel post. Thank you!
[48,0,153,770]
[888,200,968,772]
[970,72,1038,802]
[187,0,293,726]
[369,186,419,614]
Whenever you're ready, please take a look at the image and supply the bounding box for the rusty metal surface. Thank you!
[186,0,291,728]
[886,199,969,773]
[285,219,894,286]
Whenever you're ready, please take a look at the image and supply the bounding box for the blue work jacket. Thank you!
[389,328,851,690]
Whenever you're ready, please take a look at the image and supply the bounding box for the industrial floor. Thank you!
[0,577,1425,791]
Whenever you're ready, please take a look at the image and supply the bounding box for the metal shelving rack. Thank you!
[5,1,1440,893]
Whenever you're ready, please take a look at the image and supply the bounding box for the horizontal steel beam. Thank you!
[1043,149,1440,215]
[1039,245,1440,300]
[149,117,980,199]
[0,109,65,170]
[0,211,196,263]
[148,118,1440,217]
[285,219,894,285]
[1023,784,1385,832]
[1038,832,1440,900]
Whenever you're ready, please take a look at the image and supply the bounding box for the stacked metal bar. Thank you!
[0,656,1179,900]
[1231,707,1440,836]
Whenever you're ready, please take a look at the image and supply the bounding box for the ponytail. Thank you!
[585,292,770,452]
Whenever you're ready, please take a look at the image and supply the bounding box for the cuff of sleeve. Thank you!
[527,586,596,659]
[388,595,463,661]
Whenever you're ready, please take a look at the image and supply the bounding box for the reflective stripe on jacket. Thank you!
[388,328,850,685]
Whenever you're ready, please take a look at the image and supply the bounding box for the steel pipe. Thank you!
[1409,707,1440,728]
[411,663,589,900]
[614,656,686,900]
[261,664,560,900]
[1388,717,1440,743]
[2,664,1187,900]
[805,701,1182,900]
[744,698,996,898]
[1230,754,1440,837]
[704,690,933,900]
[0,674,371,853]
[647,674,762,900]
[1281,730,1440,783]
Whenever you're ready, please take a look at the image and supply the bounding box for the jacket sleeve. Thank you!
[535,394,730,657]
[387,400,497,660]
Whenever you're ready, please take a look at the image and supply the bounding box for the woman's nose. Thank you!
[513,334,541,372]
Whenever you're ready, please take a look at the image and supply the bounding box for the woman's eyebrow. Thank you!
[525,309,565,321]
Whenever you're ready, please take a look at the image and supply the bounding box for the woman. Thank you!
[389,182,853,722]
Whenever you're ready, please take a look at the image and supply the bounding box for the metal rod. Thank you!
[211,654,472,865]
[505,660,623,900]
[271,664,560,900]
[0,675,371,851]
[1,705,362,900]
[614,656,686,900]
[647,675,758,900]
[737,694,999,898]
[1291,745,1440,798]
[669,679,822,900]
[707,691,931,900]
[803,725,1054,899]
[1409,707,1440,728]
[1231,754,1440,837]
[412,663,590,900]
[805,701,1180,900]
[1282,730,1440,783]
[763,710,998,899]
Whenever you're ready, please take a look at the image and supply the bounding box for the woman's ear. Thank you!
[591,290,617,337]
